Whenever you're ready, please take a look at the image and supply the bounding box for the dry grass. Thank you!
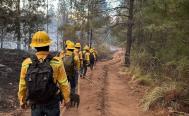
[135,75,153,86]
[141,82,183,111]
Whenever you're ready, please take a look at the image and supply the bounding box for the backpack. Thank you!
[82,52,88,66]
[90,52,95,64]
[63,53,75,77]
[82,51,86,61]
[26,54,58,104]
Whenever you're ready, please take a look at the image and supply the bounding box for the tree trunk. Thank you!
[16,0,21,49]
[28,30,32,50]
[80,20,84,44]
[90,28,93,48]
[57,31,59,51]
[46,0,49,33]
[125,0,134,67]
[1,28,4,48]
[87,3,90,47]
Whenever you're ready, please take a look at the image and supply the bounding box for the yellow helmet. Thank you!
[75,43,81,48]
[90,48,94,52]
[83,45,90,51]
[66,42,75,50]
[30,31,52,47]
[65,40,73,46]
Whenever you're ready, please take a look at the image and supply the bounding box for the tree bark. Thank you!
[90,28,93,48]
[46,0,49,33]
[80,19,85,44]
[16,0,21,49]
[28,29,32,50]
[1,28,4,48]
[125,0,134,67]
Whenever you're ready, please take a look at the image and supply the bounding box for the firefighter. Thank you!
[18,31,70,116]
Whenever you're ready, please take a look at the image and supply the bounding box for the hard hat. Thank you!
[75,43,81,48]
[83,45,90,51]
[65,40,73,45]
[30,31,52,47]
[66,42,75,50]
[90,48,94,52]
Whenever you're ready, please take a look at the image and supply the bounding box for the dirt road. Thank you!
[63,50,153,116]
[2,50,153,116]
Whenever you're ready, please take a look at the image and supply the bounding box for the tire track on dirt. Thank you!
[62,51,122,116]
[101,50,153,116]
[63,58,113,116]
[99,57,122,116]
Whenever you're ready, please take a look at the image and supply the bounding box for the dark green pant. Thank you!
[83,65,88,76]
[31,100,60,116]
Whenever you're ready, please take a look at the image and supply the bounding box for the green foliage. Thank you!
[0,0,47,49]
[135,74,153,86]
[125,0,189,111]
[131,0,189,79]
[61,23,80,40]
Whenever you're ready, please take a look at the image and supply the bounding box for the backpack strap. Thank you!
[83,52,86,60]
[68,52,75,69]
[45,53,54,62]
[29,53,54,65]
[30,54,39,65]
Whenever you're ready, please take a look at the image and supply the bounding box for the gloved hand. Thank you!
[70,93,80,108]
[20,103,27,109]
[64,101,71,109]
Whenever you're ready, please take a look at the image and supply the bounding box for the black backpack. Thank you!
[90,52,95,63]
[82,52,88,66]
[63,53,75,77]
[26,54,58,104]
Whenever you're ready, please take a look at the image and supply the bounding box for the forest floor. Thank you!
[0,50,168,116]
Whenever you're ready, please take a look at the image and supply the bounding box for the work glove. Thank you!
[20,103,27,109]
[70,93,80,108]
[64,101,71,109]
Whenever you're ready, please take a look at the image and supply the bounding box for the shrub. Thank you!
[95,44,114,60]
[141,82,183,111]
[135,75,153,86]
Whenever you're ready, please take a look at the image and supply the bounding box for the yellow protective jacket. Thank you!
[79,51,83,60]
[93,52,97,60]
[94,50,97,60]
[65,50,80,71]
[59,50,65,59]
[74,49,83,67]
[83,51,90,64]
[18,51,70,106]
[79,51,83,66]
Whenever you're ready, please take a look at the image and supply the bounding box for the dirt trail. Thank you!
[63,50,153,116]
[2,50,153,116]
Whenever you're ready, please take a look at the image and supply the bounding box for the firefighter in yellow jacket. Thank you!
[18,31,70,116]
[83,45,90,77]
[63,42,80,94]
[93,48,98,64]
[59,40,73,59]
[89,48,96,70]
[75,42,84,77]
